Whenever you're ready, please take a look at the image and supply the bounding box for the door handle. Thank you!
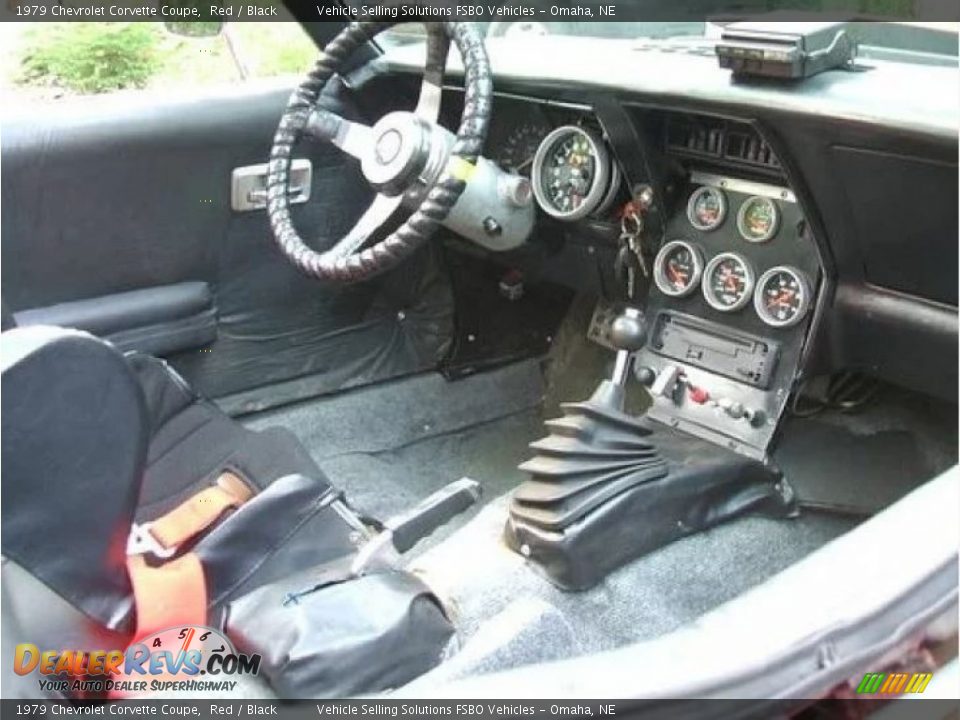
[231,160,312,212]
[245,186,306,204]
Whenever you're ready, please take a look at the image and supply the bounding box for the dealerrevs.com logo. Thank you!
[14,625,261,695]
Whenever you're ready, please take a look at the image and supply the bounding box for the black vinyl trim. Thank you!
[14,281,217,356]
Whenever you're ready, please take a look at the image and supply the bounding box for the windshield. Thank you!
[492,21,957,54]
[385,20,958,58]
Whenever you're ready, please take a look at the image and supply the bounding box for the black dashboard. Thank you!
[465,94,824,456]
[365,37,958,456]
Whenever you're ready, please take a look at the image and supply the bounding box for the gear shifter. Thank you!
[608,306,647,386]
[504,304,796,591]
[504,306,668,565]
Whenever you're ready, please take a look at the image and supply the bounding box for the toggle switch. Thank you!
[651,364,683,401]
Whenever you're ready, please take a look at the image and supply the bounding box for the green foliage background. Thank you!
[19,23,162,94]
[15,22,317,96]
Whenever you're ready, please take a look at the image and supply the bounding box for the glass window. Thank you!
[0,21,318,106]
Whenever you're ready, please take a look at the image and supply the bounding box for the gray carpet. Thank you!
[244,360,545,551]
[244,360,857,680]
[407,495,853,683]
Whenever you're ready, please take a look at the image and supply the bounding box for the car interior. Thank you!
[1,19,957,700]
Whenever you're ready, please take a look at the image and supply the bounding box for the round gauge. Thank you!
[653,240,704,297]
[686,186,727,231]
[702,252,755,312]
[531,125,612,220]
[499,123,549,176]
[754,266,813,328]
[737,196,780,243]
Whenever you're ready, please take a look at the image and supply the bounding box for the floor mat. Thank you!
[774,385,958,515]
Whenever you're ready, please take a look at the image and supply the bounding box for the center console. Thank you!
[592,170,820,459]
[504,102,821,591]
[637,172,819,458]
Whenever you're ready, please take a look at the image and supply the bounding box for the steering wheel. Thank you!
[266,22,492,284]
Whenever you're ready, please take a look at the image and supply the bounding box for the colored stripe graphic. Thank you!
[856,671,933,694]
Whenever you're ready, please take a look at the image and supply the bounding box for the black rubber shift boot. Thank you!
[504,382,796,591]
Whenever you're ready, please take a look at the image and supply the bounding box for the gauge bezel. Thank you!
[531,125,612,221]
[653,240,704,298]
[596,160,622,217]
[736,195,780,243]
[686,186,727,232]
[753,265,813,328]
[702,252,756,312]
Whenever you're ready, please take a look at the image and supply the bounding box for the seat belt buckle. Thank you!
[126,522,177,559]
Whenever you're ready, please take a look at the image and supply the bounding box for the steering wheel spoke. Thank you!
[414,28,450,122]
[326,193,404,260]
[305,109,372,162]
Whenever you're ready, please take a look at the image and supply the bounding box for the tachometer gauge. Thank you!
[531,125,612,220]
[653,240,704,297]
[702,252,755,312]
[499,123,549,176]
[754,266,813,328]
[686,186,727,231]
[737,196,780,243]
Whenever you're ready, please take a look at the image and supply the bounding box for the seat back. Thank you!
[1,326,149,630]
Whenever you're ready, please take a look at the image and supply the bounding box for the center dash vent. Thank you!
[665,115,781,173]
[724,129,780,169]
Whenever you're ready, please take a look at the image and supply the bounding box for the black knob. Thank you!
[483,217,502,236]
[635,366,656,386]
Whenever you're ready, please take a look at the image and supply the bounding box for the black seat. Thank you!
[1,325,337,628]
[127,351,326,523]
[1,326,454,699]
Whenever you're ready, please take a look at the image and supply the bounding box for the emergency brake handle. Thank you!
[386,477,482,554]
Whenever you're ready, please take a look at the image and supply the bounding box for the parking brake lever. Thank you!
[351,477,481,575]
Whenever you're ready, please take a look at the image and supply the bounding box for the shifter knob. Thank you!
[609,308,647,352]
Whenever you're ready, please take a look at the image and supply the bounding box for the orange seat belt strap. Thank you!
[124,471,254,640]
[126,553,207,639]
[149,471,255,550]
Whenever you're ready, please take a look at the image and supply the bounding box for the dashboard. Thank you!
[472,95,822,457]
[368,37,958,456]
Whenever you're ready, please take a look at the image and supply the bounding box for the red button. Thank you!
[688,386,710,404]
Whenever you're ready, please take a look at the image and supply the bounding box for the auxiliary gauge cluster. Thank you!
[653,182,815,329]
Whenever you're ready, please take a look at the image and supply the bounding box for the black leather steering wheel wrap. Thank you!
[267,22,493,283]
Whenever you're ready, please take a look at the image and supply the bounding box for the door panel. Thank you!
[1,83,454,406]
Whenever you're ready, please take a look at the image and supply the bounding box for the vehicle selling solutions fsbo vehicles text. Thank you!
[314,4,616,18]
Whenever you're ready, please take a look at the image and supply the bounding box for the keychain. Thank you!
[615,196,651,300]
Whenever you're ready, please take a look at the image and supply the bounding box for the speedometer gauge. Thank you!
[754,266,812,328]
[686,186,727,231]
[499,123,549,176]
[531,126,612,220]
[737,196,780,243]
[702,252,755,312]
[654,240,704,297]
